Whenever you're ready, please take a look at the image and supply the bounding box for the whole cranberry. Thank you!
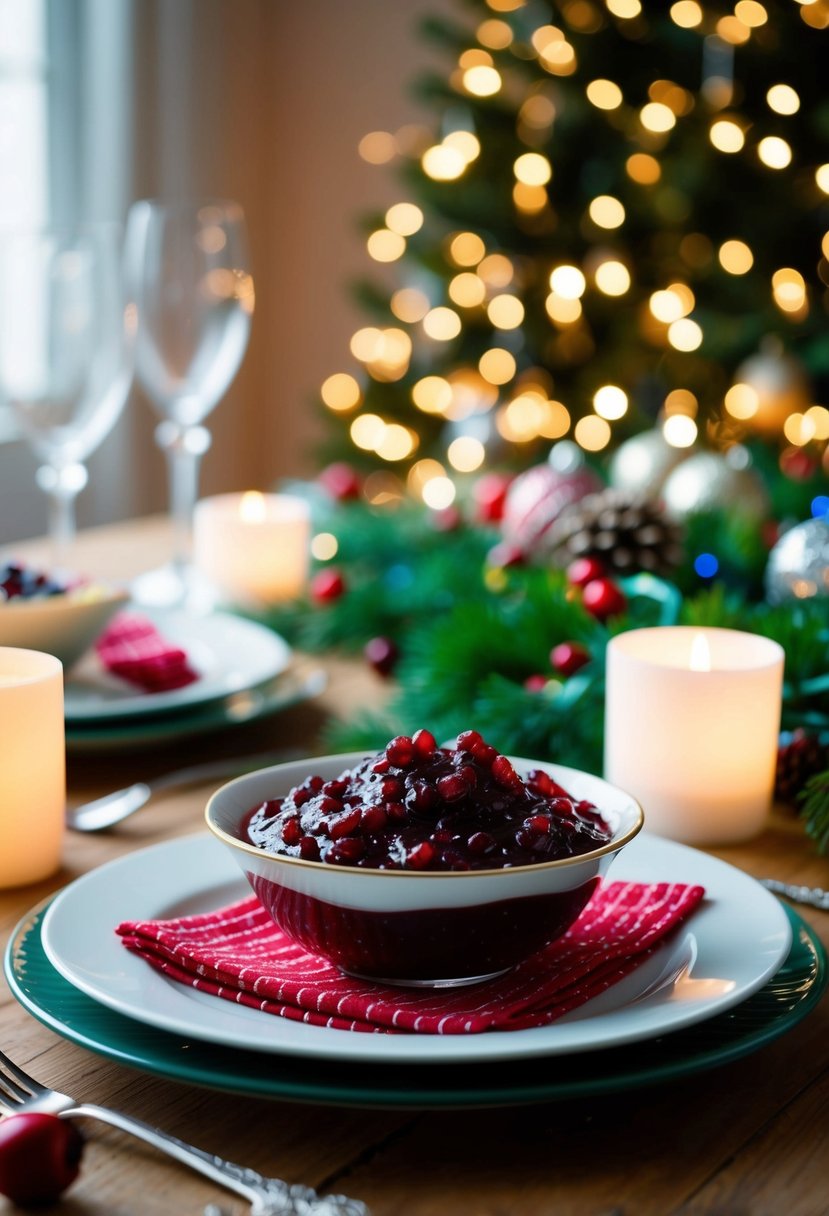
[567,556,606,588]
[582,577,626,621]
[0,1112,84,1207]
[364,636,399,678]
[551,641,590,677]
[310,568,346,603]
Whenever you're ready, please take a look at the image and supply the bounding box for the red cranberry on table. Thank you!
[310,568,346,603]
[566,556,606,588]
[364,636,399,677]
[0,1112,84,1207]
[551,641,591,677]
[581,577,627,621]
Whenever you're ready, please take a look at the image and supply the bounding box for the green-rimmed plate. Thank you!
[4,900,825,1108]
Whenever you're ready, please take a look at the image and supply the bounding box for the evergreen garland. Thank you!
[262,493,829,853]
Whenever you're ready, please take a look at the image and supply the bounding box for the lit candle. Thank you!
[192,491,311,607]
[0,648,65,888]
[604,626,785,845]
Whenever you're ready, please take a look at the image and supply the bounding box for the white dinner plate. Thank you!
[40,832,792,1064]
[63,608,291,721]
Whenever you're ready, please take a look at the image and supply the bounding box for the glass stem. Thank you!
[36,462,88,572]
[155,421,212,580]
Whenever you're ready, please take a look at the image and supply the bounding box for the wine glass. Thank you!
[0,225,133,571]
[124,198,254,606]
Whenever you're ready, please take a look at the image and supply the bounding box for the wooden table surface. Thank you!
[1,518,827,1216]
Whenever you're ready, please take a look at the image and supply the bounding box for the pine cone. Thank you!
[544,489,685,576]
[775,729,829,807]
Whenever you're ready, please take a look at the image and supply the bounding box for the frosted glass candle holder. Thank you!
[193,491,311,607]
[604,627,785,846]
[0,647,65,887]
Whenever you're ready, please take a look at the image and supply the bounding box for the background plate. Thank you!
[65,669,326,753]
[64,608,291,721]
[5,900,824,1108]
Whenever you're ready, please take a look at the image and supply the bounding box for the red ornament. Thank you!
[523,674,548,693]
[0,1113,84,1207]
[364,636,399,677]
[566,556,606,587]
[310,568,346,603]
[474,473,513,524]
[318,462,362,501]
[582,577,627,620]
[551,641,590,677]
[501,462,604,555]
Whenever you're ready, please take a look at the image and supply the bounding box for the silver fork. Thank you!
[0,1047,369,1215]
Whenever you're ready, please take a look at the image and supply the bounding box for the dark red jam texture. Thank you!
[243,730,612,872]
[249,871,600,981]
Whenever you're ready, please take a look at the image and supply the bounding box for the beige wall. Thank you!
[0,0,455,546]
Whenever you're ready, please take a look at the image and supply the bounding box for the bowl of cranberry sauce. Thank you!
[0,561,128,668]
[205,730,644,988]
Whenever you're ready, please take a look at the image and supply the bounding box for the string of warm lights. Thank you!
[319,0,829,507]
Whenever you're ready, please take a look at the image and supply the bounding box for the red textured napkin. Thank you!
[116,880,705,1035]
[95,611,199,693]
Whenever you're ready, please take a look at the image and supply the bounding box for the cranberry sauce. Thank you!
[249,870,600,981]
[0,561,69,601]
[243,729,612,872]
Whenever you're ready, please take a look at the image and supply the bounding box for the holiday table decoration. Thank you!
[604,627,785,846]
[764,516,829,604]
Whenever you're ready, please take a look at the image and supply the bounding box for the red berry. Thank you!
[310,568,346,603]
[456,730,484,754]
[386,736,415,767]
[437,773,468,802]
[491,754,520,788]
[406,841,435,869]
[0,1113,84,1207]
[582,577,627,620]
[364,636,399,677]
[318,462,362,501]
[412,728,437,756]
[551,641,591,677]
[567,556,606,587]
[524,674,548,693]
[281,817,302,846]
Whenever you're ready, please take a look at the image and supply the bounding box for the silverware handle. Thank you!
[761,879,829,910]
[63,1105,369,1213]
[64,1103,263,1202]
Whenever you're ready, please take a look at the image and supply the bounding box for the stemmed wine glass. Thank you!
[0,225,133,571]
[124,198,254,606]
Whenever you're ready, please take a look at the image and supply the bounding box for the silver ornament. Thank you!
[608,429,688,498]
[765,517,829,604]
[661,450,770,522]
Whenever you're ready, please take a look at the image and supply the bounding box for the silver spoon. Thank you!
[67,746,305,832]
[760,879,829,911]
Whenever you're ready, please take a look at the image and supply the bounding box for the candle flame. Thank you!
[239,491,267,523]
[689,632,711,672]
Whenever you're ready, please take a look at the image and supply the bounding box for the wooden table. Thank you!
[1,518,827,1216]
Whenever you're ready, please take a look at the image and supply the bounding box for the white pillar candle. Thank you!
[0,648,65,888]
[604,627,785,845]
[192,491,311,607]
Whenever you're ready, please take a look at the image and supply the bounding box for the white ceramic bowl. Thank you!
[0,584,129,669]
[205,751,644,987]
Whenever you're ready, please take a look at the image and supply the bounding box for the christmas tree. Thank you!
[317,0,829,495]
